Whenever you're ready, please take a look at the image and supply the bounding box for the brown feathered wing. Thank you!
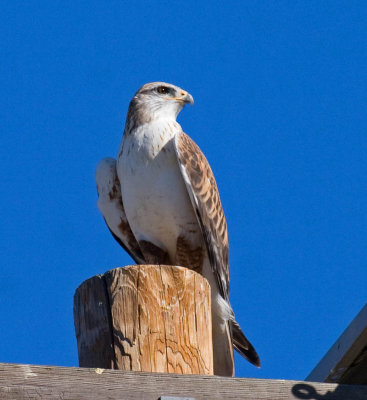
[173,132,260,367]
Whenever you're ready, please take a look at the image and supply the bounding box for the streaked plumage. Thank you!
[96,82,260,375]
[96,157,144,264]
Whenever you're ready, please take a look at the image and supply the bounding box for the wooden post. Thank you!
[74,265,213,375]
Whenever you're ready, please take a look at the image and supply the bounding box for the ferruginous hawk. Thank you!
[96,82,260,376]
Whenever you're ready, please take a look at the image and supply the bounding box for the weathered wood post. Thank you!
[74,265,213,375]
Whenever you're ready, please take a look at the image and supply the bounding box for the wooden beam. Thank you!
[74,265,213,375]
[1,363,367,400]
[306,302,367,384]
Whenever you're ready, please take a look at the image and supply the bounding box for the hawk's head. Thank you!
[126,82,194,127]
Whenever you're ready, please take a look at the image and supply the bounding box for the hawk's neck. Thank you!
[125,99,181,133]
[121,118,181,160]
[126,117,181,139]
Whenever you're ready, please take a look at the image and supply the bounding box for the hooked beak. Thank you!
[165,90,194,105]
[180,90,194,105]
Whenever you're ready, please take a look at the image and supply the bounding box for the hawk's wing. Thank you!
[96,157,145,264]
[174,132,260,368]
[173,131,229,300]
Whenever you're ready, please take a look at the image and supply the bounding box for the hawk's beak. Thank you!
[180,90,194,105]
[164,90,194,105]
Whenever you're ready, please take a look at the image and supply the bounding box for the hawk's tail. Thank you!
[230,319,260,367]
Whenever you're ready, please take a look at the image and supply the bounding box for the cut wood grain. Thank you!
[74,265,213,375]
[1,363,367,400]
[73,274,114,368]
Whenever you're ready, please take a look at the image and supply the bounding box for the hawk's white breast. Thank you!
[117,118,201,261]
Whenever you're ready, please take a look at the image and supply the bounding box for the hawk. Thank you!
[96,82,260,376]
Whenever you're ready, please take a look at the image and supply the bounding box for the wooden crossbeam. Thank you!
[1,363,367,400]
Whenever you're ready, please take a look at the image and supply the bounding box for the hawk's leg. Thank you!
[138,240,171,264]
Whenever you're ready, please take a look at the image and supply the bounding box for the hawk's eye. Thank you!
[157,86,170,95]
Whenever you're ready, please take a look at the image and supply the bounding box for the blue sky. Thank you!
[0,1,366,380]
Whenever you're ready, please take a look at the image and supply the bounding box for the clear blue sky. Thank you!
[1,1,366,380]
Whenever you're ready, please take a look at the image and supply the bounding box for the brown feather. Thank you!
[174,131,230,300]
